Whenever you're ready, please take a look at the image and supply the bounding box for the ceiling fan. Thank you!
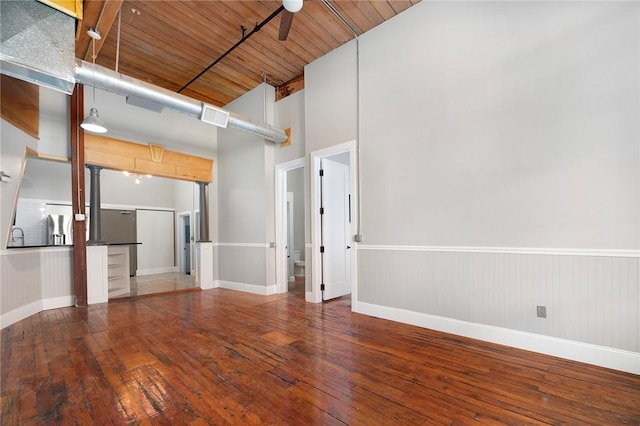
[279,0,303,41]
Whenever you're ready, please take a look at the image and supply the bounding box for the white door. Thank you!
[320,158,351,300]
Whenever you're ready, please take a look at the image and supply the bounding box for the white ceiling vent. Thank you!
[200,104,229,128]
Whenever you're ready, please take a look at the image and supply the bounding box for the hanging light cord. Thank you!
[115,8,122,72]
[91,38,97,107]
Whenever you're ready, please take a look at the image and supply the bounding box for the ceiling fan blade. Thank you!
[279,10,294,41]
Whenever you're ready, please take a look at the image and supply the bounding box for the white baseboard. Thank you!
[136,266,179,276]
[355,301,640,375]
[200,279,218,290]
[0,300,42,329]
[217,280,277,296]
[1,296,75,330]
[42,296,75,310]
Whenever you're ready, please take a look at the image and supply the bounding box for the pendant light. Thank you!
[81,28,107,134]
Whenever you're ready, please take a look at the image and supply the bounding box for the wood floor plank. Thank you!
[2,288,639,425]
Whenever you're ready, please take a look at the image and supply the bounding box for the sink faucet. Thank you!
[11,227,24,246]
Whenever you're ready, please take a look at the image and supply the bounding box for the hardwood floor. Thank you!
[2,288,638,425]
[115,272,198,299]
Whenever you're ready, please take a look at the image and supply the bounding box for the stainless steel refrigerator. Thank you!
[47,215,72,245]
[101,209,137,276]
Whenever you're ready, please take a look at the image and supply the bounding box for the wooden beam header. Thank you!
[84,134,213,183]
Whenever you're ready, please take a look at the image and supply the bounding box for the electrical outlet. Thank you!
[536,305,547,318]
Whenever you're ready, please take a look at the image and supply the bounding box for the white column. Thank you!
[196,241,215,290]
[86,245,108,304]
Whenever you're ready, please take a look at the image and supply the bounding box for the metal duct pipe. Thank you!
[74,59,288,143]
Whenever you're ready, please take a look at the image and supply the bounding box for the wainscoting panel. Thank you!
[358,247,639,352]
[1,248,74,328]
[39,248,73,299]
[1,250,42,314]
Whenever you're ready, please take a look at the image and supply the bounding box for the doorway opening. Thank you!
[275,158,305,298]
[310,141,357,304]
[177,212,192,275]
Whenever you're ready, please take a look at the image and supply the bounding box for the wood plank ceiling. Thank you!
[75,0,420,107]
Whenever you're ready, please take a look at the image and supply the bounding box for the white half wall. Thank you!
[1,247,74,328]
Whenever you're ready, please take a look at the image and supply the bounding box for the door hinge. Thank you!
[320,246,325,253]
[319,169,324,177]
[319,207,324,215]
[320,283,325,291]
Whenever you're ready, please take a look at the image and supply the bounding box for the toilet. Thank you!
[294,260,305,277]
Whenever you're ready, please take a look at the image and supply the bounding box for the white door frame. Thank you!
[310,140,357,304]
[192,209,199,276]
[275,157,305,294]
[176,211,191,274]
[287,192,295,282]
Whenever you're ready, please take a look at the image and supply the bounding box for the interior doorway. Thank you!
[178,212,190,275]
[287,192,295,282]
[177,211,195,276]
[275,158,305,297]
[310,141,357,304]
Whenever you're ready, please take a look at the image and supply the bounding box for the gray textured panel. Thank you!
[1,0,75,93]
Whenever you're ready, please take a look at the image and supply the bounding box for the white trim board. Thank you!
[215,280,277,296]
[1,246,72,256]
[355,301,640,375]
[358,245,640,258]
[215,243,270,248]
[1,296,74,329]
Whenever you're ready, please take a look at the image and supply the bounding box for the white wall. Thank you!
[99,170,175,209]
[136,209,175,275]
[305,41,358,154]
[304,1,639,372]
[1,121,38,249]
[275,90,305,164]
[359,1,639,249]
[0,87,73,326]
[216,83,277,292]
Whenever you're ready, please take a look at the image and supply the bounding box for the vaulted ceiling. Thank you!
[76,0,420,107]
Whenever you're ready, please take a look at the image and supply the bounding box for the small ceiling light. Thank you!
[81,108,107,133]
[87,27,101,40]
[283,0,303,13]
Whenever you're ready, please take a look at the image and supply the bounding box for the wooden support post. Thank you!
[70,85,88,306]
